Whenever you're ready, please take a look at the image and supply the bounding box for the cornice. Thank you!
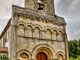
[12,5,66,26]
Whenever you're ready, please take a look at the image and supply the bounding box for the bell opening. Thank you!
[38,3,44,10]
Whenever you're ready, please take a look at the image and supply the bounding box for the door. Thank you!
[36,52,47,60]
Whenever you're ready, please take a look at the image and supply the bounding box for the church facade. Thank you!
[0,0,69,60]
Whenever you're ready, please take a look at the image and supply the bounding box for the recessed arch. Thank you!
[17,50,31,59]
[34,24,42,30]
[58,31,63,34]
[45,29,51,39]
[26,23,34,29]
[53,30,57,34]
[58,54,63,60]
[19,24,24,28]
[57,31,63,41]
[45,26,53,32]
[53,27,58,33]
[52,30,57,40]
[17,24,25,36]
[32,44,55,59]
[17,21,26,28]
[27,25,32,29]
[56,51,65,59]
[46,29,51,35]
[25,25,33,37]
[33,27,40,38]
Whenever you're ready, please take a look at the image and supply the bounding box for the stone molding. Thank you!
[12,5,66,26]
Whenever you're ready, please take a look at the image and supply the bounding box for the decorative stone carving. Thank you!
[0,0,68,60]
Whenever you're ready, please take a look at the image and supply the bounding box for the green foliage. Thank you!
[69,57,75,60]
[68,39,80,60]
[69,56,80,60]
[0,55,9,60]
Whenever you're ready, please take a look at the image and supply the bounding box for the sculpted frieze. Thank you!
[13,6,65,24]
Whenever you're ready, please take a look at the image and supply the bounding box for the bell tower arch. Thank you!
[24,0,55,16]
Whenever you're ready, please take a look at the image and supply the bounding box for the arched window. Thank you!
[58,54,63,60]
[38,0,44,10]
[46,29,51,39]
[18,24,24,36]
[25,25,32,37]
[57,31,63,41]
[33,27,40,38]
[52,30,57,40]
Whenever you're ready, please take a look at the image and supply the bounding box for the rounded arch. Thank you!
[34,24,42,30]
[46,29,51,34]
[18,24,24,28]
[57,30,63,41]
[17,50,31,59]
[53,30,57,34]
[26,23,34,29]
[45,28,52,39]
[32,44,55,59]
[27,25,32,29]
[56,51,65,59]
[17,23,25,36]
[52,30,57,40]
[53,27,58,33]
[17,21,26,27]
[45,26,53,32]
[58,30,63,34]
[25,25,33,37]
[33,26,40,38]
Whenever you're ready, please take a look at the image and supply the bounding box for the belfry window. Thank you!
[38,0,44,10]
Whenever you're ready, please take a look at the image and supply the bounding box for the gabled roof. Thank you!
[0,18,11,39]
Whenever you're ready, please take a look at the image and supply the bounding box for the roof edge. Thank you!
[0,18,11,39]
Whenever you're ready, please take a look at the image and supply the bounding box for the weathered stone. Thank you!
[0,0,69,60]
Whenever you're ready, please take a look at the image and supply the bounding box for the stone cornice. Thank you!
[12,5,66,25]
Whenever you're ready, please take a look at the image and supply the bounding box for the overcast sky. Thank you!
[0,0,80,40]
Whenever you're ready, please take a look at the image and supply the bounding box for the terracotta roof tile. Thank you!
[0,47,8,52]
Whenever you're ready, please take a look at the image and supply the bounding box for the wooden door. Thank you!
[36,52,47,60]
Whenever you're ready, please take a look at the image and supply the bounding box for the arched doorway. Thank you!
[36,52,47,60]
[32,44,55,59]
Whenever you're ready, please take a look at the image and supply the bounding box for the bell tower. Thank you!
[24,0,38,10]
[24,0,55,16]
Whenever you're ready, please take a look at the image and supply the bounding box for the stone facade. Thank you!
[0,0,69,60]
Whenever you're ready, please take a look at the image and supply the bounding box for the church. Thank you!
[0,0,69,60]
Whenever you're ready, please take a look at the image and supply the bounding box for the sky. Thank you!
[0,0,80,40]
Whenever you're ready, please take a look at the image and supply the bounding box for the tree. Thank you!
[68,39,80,58]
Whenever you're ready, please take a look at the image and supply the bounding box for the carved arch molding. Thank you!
[17,45,65,60]
[17,23,63,41]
